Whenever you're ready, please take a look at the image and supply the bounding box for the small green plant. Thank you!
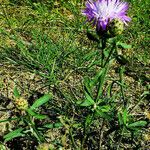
[0,87,63,149]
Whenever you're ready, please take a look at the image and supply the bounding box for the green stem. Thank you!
[27,114,44,143]
[119,66,126,107]
[101,37,107,67]
[103,40,116,68]
[96,65,109,101]
[96,39,116,100]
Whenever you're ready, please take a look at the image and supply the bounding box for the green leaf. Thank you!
[103,50,109,57]
[42,124,53,128]
[42,122,63,129]
[79,99,95,107]
[118,113,123,126]
[4,128,24,142]
[27,109,48,119]
[123,109,127,125]
[30,94,52,110]
[98,105,111,112]
[13,87,20,98]
[79,91,95,107]
[0,117,18,123]
[90,68,105,87]
[83,77,92,96]
[95,109,112,120]
[83,51,98,61]
[54,122,63,128]
[72,123,81,128]
[106,81,115,98]
[127,121,147,128]
[116,42,132,49]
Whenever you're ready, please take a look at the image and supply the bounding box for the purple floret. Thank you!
[82,0,131,31]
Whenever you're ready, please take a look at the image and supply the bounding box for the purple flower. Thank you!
[82,0,131,31]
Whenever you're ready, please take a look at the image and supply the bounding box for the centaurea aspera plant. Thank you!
[78,1,133,149]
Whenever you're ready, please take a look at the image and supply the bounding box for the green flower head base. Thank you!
[107,19,124,37]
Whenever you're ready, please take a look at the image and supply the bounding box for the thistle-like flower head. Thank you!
[14,97,28,111]
[82,0,131,31]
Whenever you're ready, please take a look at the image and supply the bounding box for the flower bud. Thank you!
[14,97,28,110]
[107,19,124,37]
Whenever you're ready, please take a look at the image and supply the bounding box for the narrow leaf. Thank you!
[30,94,52,110]
[13,87,20,98]
[4,128,24,142]
[27,109,48,119]
[83,77,92,96]
[95,110,112,120]
[117,42,132,49]
[79,99,95,107]
[90,67,105,87]
[79,91,95,107]
[118,113,123,126]
[98,105,111,112]
[127,121,147,128]
[123,109,127,125]
[42,122,63,129]
[83,51,98,61]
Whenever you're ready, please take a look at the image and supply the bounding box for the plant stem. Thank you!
[96,64,109,101]
[103,40,116,68]
[101,37,107,67]
[27,115,44,143]
[119,66,126,107]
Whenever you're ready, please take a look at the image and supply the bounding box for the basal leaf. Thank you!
[79,91,95,107]
[27,109,48,119]
[30,94,52,110]
[95,109,112,120]
[79,99,95,107]
[4,128,24,142]
[98,105,111,112]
